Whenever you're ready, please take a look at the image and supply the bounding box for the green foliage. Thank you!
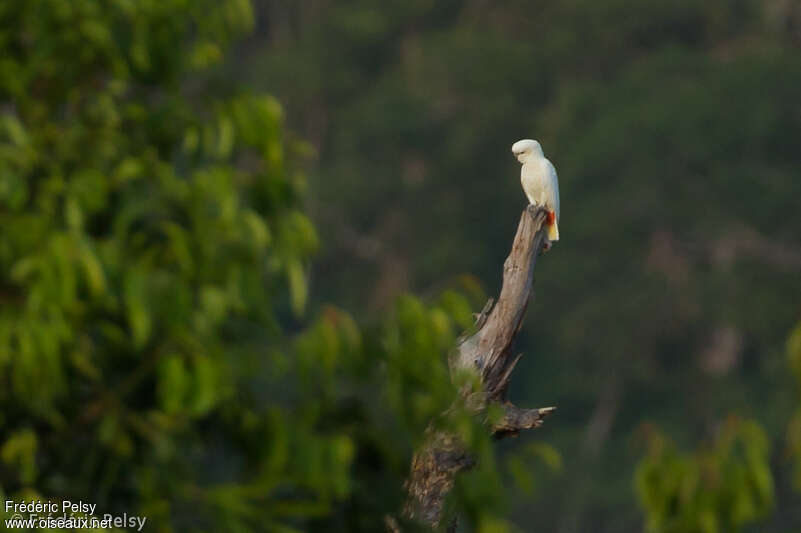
[635,418,774,533]
[0,1,362,531]
[0,5,553,530]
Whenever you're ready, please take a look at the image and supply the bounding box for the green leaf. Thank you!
[287,259,308,317]
[124,272,152,350]
[157,355,189,415]
[190,355,218,416]
[1,429,37,484]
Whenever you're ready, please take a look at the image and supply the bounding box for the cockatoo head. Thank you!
[511,139,543,163]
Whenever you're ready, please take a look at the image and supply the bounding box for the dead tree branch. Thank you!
[401,205,557,529]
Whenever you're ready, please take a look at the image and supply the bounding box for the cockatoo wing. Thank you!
[545,159,560,222]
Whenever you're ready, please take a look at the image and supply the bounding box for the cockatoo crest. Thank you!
[512,139,543,163]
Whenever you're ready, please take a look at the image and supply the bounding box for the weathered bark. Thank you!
[401,205,557,529]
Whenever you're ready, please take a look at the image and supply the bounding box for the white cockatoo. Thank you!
[512,139,560,242]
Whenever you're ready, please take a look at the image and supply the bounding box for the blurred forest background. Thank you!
[2,0,801,532]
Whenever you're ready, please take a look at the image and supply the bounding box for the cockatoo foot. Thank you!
[546,210,556,226]
[543,241,552,252]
